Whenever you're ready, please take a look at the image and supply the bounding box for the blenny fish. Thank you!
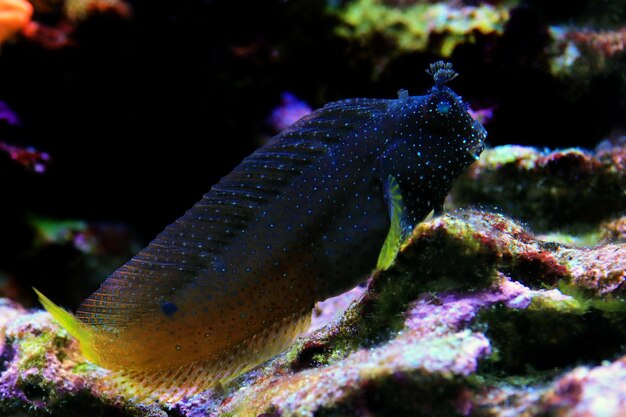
[37,61,486,402]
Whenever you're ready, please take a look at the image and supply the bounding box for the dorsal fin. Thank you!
[76,98,392,328]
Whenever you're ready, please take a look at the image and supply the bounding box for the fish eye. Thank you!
[436,100,451,114]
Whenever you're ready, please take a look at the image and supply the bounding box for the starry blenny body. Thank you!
[36,61,486,402]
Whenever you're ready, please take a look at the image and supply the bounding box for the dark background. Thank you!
[0,0,624,306]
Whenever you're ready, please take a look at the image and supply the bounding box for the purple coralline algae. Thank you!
[0,310,99,413]
[542,360,626,416]
[307,285,364,335]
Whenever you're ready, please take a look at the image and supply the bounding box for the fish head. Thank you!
[418,83,487,168]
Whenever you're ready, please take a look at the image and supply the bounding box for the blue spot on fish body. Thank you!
[161,302,178,317]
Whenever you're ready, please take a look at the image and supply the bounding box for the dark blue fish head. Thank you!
[386,62,486,181]
[380,61,487,219]
[416,61,487,170]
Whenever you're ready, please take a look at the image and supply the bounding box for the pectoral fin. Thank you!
[376,175,413,271]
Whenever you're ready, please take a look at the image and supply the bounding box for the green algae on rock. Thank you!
[0,310,106,416]
[329,0,510,57]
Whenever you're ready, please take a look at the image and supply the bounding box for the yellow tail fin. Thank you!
[33,288,100,364]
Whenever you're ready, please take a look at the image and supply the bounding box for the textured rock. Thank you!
[2,207,626,416]
[548,24,626,80]
[451,145,626,231]
[0,310,103,416]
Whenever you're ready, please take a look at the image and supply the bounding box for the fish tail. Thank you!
[33,288,101,364]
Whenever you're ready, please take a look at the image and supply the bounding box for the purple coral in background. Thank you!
[0,101,50,173]
[468,105,494,126]
[268,92,312,133]
[0,142,50,173]
[0,101,20,126]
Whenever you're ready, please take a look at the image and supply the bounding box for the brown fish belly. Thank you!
[92,243,322,372]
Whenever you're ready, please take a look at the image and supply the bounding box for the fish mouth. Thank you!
[467,122,487,160]
[468,141,485,160]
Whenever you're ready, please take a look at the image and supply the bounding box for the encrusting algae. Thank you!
[36,61,486,403]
